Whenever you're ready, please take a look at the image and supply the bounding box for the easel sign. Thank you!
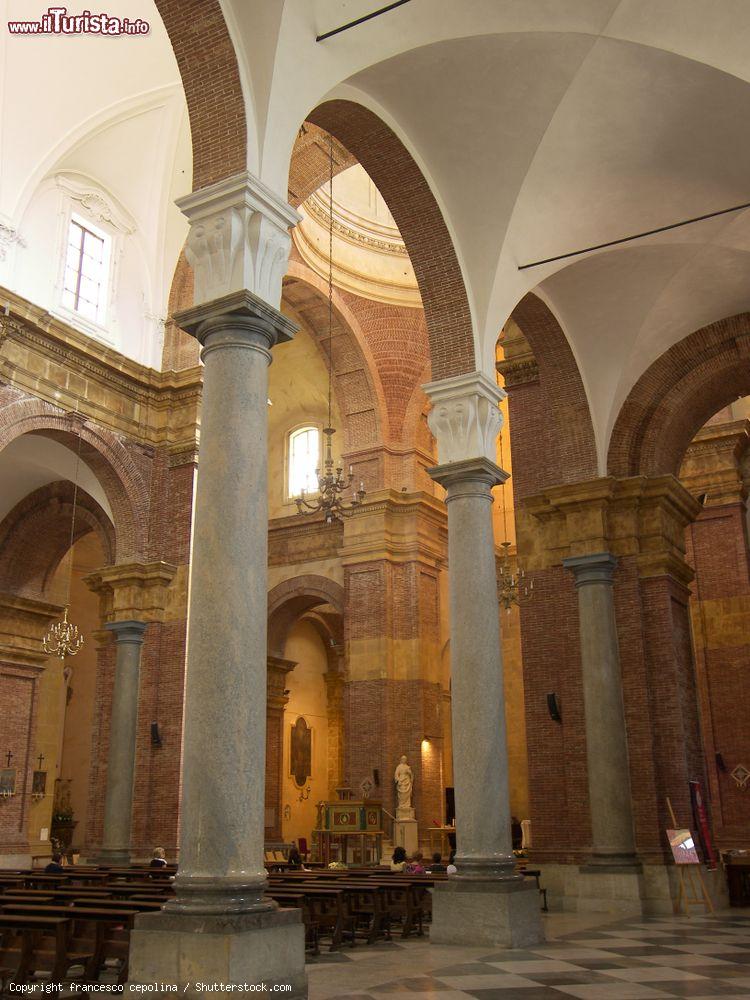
[666,797,714,917]
[667,829,700,865]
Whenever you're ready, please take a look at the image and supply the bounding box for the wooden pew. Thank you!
[1,905,136,984]
[0,913,90,987]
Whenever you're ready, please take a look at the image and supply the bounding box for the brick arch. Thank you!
[0,399,149,561]
[295,100,475,381]
[267,574,344,658]
[283,259,388,450]
[608,313,750,478]
[503,292,598,498]
[0,482,115,599]
[153,0,246,191]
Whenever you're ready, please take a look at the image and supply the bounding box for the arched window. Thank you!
[288,426,320,498]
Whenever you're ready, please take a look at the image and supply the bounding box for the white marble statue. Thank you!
[394,755,413,812]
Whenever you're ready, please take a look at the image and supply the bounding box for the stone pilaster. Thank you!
[266,656,294,844]
[84,562,176,862]
[98,620,147,865]
[0,594,59,866]
[424,372,542,948]
[563,553,637,868]
[128,170,305,998]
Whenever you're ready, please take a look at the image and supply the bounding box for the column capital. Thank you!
[174,289,297,362]
[423,371,505,466]
[428,456,508,496]
[104,619,148,644]
[563,551,617,587]
[176,170,301,308]
[84,561,177,624]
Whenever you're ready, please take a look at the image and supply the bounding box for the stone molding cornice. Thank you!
[495,356,540,387]
[0,592,62,670]
[339,488,448,567]
[523,475,700,584]
[0,292,202,448]
[83,562,177,624]
[681,419,750,506]
[267,655,295,709]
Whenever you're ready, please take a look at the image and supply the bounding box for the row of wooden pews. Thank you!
[266,867,441,954]
[0,866,174,990]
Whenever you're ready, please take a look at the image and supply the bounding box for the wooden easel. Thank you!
[667,797,715,917]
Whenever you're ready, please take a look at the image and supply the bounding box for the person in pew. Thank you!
[446,850,457,875]
[44,852,65,873]
[287,844,303,870]
[406,851,425,874]
[429,852,447,873]
[149,847,168,868]
[390,846,407,872]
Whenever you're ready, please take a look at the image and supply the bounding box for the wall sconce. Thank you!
[546,693,562,723]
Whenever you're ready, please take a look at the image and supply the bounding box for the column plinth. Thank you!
[98,619,147,866]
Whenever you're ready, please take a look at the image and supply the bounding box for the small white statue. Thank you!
[394,755,413,813]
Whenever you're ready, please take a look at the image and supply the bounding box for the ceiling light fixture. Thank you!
[294,133,366,525]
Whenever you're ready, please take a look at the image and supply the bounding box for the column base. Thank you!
[128,906,307,997]
[430,879,544,948]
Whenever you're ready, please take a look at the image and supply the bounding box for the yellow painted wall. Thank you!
[268,326,344,521]
[281,620,329,848]
[27,532,104,853]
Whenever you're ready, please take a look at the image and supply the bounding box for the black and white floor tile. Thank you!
[307,911,750,1000]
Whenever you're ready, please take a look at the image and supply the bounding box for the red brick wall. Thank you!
[609,313,750,478]
[686,505,750,845]
[154,0,245,191]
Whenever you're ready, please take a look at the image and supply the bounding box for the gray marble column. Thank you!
[563,552,637,867]
[431,458,518,880]
[100,619,147,865]
[169,291,295,915]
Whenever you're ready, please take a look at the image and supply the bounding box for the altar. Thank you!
[313,799,384,865]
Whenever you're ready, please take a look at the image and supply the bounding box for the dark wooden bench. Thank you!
[2,905,137,983]
[0,913,91,988]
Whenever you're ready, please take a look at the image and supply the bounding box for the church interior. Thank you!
[0,1,749,996]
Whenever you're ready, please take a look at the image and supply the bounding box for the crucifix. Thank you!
[5,751,13,768]
[37,754,45,770]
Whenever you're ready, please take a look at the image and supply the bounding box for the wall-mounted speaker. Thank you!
[373,768,380,787]
[150,722,163,748]
[546,693,562,723]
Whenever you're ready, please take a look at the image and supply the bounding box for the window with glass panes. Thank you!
[62,217,108,323]
[288,426,320,498]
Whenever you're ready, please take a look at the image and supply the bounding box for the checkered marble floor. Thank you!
[307,910,750,1000]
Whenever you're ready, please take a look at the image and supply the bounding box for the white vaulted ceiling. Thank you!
[226,0,750,468]
[5,0,750,465]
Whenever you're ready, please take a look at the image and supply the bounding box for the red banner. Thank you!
[689,779,717,870]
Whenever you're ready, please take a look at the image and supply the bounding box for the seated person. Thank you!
[390,846,407,872]
[150,846,168,868]
[287,844,303,869]
[429,851,447,873]
[446,850,457,875]
[45,851,65,873]
[406,850,425,874]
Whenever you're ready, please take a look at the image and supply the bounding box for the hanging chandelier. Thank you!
[294,133,366,524]
[43,416,85,659]
[497,433,532,612]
